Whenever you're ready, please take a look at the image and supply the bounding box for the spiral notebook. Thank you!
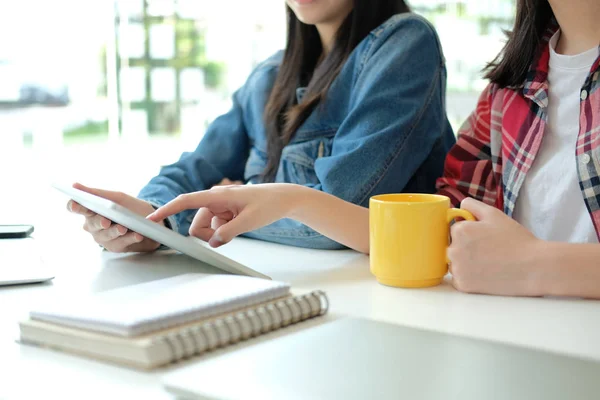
[19,273,329,369]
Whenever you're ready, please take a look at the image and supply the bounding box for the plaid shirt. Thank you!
[436,23,600,240]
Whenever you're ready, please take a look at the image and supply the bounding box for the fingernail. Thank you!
[134,233,143,242]
[209,233,224,248]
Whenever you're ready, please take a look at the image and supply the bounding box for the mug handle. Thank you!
[447,208,476,224]
[446,208,476,264]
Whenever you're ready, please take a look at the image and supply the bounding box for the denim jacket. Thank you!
[139,13,455,249]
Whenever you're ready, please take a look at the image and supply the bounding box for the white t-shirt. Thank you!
[513,31,599,243]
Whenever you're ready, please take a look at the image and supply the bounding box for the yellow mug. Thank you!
[369,194,475,288]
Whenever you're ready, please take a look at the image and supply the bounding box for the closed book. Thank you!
[19,273,328,369]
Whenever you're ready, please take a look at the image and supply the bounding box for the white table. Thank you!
[2,207,600,399]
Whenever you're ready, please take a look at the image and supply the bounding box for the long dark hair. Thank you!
[262,0,410,182]
[485,0,554,87]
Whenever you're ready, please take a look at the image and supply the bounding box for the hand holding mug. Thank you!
[369,194,475,288]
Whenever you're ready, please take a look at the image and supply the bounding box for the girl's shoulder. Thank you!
[232,51,283,103]
[355,13,445,66]
[372,13,439,41]
[245,51,284,87]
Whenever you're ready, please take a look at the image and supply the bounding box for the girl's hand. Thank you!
[67,183,162,253]
[448,198,544,296]
[147,184,298,248]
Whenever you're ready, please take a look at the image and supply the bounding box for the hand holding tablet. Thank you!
[55,183,269,279]
[66,183,161,253]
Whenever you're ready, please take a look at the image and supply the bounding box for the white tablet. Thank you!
[53,183,269,280]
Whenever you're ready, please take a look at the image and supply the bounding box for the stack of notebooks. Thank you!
[19,273,328,369]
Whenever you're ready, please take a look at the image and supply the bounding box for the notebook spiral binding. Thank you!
[156,291,329,363]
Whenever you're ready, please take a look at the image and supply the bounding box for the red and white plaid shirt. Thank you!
[437,23,600,240]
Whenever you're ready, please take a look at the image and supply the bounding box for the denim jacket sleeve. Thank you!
[244,15,450,249]
[137,58,279,234]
